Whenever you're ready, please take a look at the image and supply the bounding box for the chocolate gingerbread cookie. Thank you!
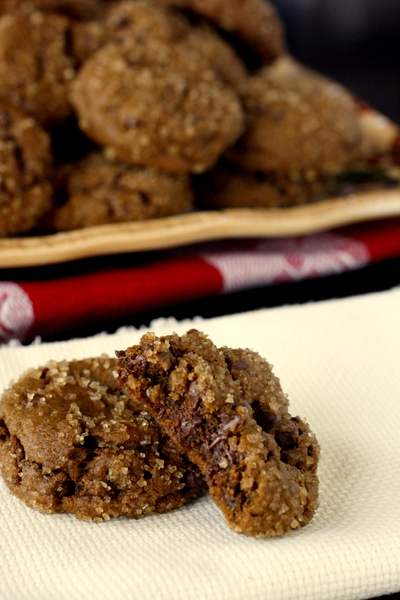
[47,150,194,231]
[69,0,189,65]
[0,8,76,126]
[0,101,53,236]
[150,0,286,65]
[116,330,320,537]
[0,356,206,521]
[195,160,337,209]
[72,0,248,88]
[106,1,248,88]
[0,0,101,20]
[227,56,367,179]
[70,36,244,174]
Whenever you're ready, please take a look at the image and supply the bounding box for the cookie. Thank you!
[150,0,286,65]
[195,160,337,209]
[70,37,244,174]
[69,0,188,64]
[227,55,368,179]
[0,356,206,521]
[0,101,53,236]
[0,9,76,126]
[72,0,248,87]
[116,330,320,537]
[0,0,101,20]
[47,150,194,231]
[106,1,248,89]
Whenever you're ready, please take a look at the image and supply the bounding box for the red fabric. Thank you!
[25,256,223,339]
[348,217,400,260]
[0,217,400,344]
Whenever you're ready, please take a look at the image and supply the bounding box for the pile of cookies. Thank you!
[0,0,369,237]
[0,330,320,537]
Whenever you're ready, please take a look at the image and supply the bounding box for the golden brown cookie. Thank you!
[0,9,76,126]
[0,0,101,20]
[195,160,337,209]
[47,151,194,231]
[104,0,248,88]
[71,0,248,87]
[0,101,53,236]
[150,0,286,64]
[116,330,320,537]
[227,55,368,179]
[70,0,187,64]
[0,356,206,521]
[70,37,244,173]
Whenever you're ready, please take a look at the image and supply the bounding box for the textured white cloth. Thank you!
[1,288,400,600]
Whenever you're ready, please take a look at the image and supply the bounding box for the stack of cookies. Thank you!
[0,0,370,236]
[0,330,320,537]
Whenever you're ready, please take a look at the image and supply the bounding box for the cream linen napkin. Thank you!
[1,287,400,600]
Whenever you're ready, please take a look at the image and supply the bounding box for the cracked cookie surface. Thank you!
[116,330,320,537]
[0,356,206,521]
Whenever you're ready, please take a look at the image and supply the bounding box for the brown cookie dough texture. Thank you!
[0,102,53,236]
[106,1,249,89]
[227,55,368,179]
[195,161,338,209]
[184,21,248,91]
[0,356,206,521]
[116,330,320,537]
[104,0,192,43]
[0,9,75,126]
[70,0,188,64]
[70,37,244,174]
[151,0,286,64]
[72,0,248,87]
[49,151,194,231]
[0,0,101,20]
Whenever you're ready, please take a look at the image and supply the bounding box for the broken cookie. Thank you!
[116,330,320,537]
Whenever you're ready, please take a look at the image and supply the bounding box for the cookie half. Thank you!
[116,330,320,537]
[0,356,206,521]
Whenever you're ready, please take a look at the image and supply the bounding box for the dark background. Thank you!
[271,0,400,124]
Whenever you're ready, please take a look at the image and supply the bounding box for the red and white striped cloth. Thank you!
[1,216,400,344]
